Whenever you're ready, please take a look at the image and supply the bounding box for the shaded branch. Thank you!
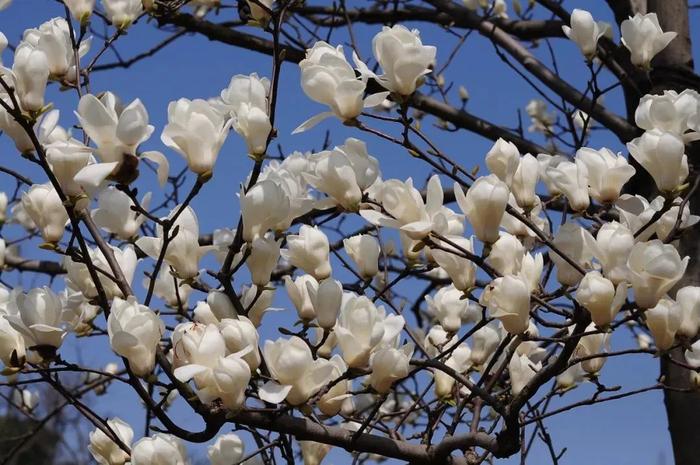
[293,5,566,41]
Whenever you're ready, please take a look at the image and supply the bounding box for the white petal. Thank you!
[364,92,391,108]
[73,162,119,196]
[292,112,334,135]
[141,150,170,187]
[259,381,292,403]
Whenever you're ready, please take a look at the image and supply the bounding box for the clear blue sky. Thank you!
[1,1,699,464]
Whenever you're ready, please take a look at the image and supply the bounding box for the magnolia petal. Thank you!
[363,92,391,108]
[141,150,170,187]
[353,50,376,80]
[292,112,334,135]
[73,162,119,196]
[259,381,292,404]
[174,364,209,383]
[359,209,400,229]
[135,236,162,259]
[111,331,140,352]
[400,220,433,240]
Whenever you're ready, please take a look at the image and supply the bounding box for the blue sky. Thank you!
[1,1,699,464]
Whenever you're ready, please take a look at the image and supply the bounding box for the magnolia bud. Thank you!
[645,297,682,350]
[575,271,626,327]
[308,278,343,329]
[282,225,332,280]
[344,234,381,278]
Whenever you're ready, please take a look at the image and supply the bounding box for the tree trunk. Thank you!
[641,2,700,464]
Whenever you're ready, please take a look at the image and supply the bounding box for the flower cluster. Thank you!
[0,5,698,465]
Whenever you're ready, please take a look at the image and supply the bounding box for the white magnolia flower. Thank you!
[486,232,525,276]
[575,271,627,327]
[550,222,598,286]
[424,324,458,358]
[136,206,212,279]
[304,138,379,210]
[45,139,92,197]
[645,297,682,350]
[334,295,404,367]
[635,90,700,138]
[317,355,349,416]
[485,138,520,186]
[101,0,144,29]
[509,353,541,395]
[65,0,95,22]
[685,341,700,388]
[511,154,540,209]
[454,175,509,243]
[371,25,436,95]
[470,323,502,367]
[130,433,190,465]
[22,18,91,81]
[93,186,151,239]
[0,316,26,368]
[284,274,318,321]
[656,199,700,242]
[107,296,163,377]
[575,323,610,374]
[88,417,133,465]
[556,363,586,391]
[282,225,332,280]
[344,234,380,278]
[425,285,477,333]
[537,153,568,195]
[616,194,699,242]
[296,42,387,132]
[526,100,555,134]
[11,388,39,412]
[518,252,544,294]
[575,147,635,203]
[246,234,281,286]
[595,221,634,284]
[307,278,343,329]
[9,287,65,352]
[676,286,700,338]
[219,316,260,370]
[362,175,460,240]
[621,13,677,68]
[21,183,68,244]
[65,244,138,299]
[260,336,335,405]
[369,343,414,393]
[431,235,477,292]
[546,159,590,212]
[161,98,231,175]
[240,179,291,242]
[216,73,271,156]
[627,130,688,193]
[628,240,688,308]
[434,343,471,398]
[77,92,154,164]
[481,275,531,335]
[243,0,273,24]
[208,434,245,465]
[240,285,276,327]
[177,351,251,411]
[562,9,608,59]
[171,323,226,375]
[12,42,50,112]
